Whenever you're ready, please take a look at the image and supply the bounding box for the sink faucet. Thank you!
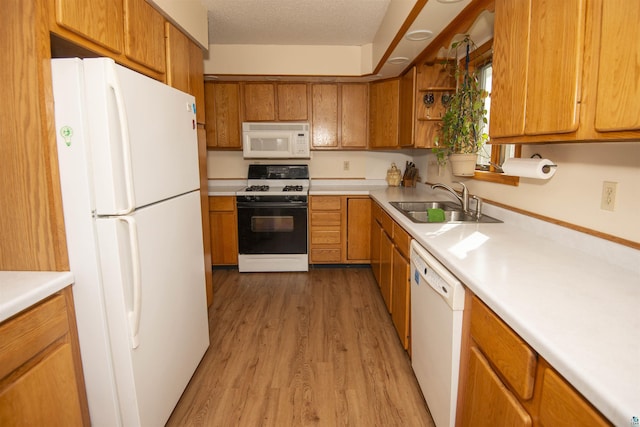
[431,181,469,213]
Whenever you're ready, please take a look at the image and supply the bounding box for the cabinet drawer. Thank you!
[470,296,537,400]
[311,196,342,211]
[311,211,341,226]
[311,228,341,245]
[0,294,69,380]
[379,208,394,236]
[372,201,383,224]
[310,248,342,263]
[393,223,411,258]
[539,367,610,427]
[209,196,235,211]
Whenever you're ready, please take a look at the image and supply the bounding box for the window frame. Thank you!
[464,39,521,186]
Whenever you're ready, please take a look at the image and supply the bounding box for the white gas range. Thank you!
[235,164,310,272]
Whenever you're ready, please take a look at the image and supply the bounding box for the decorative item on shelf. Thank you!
[386,163,402,187]
[423,92,435,118]
[441,93,452,107]
[432,35,488,177]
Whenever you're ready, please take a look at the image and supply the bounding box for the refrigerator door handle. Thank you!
[118,216,143,349]
[106,64,136,215]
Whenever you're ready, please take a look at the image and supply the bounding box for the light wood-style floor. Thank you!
[167,267,434,426]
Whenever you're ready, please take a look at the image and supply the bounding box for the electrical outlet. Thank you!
[601,181,617,211]
[343,160,350,171]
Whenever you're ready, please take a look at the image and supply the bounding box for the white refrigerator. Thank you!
[51,58,210,426]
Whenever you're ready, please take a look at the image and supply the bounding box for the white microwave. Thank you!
[242,122,310,159]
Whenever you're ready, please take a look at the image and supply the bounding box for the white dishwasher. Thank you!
[410,240,466,427]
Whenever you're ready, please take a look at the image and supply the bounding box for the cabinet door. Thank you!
[594,0,640,132]
[391,247,410,349]
[0,343,85,426]
[398,67,416,147]
[346,198,371,262]
[524,0,585,135]
[243,83,276,121]
[205,82,241,148]
[369,79,399,148]
[165,22,191,94]
[370,220,382,285]
[489,0,530,138]
[379,231,394,313]
[209,197,238,265]
[538,367,610,427]
[341,84,368,148]
[311,84,339,148]
[277,83,308,121]
[461,347,532,427]
[54,0,123,53]
[210,211,238,265]
[123,0,166,73]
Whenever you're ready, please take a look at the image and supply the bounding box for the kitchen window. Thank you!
[467,40,520,186]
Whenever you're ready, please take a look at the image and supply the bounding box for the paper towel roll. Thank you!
[502,158,557,179]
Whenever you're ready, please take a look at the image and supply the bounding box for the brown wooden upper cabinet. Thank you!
[204,82,242,149]
[311,83,368,149]
[242,82,309,122]
[594,0,640,133]
[123,0,166,73]
[54,0,124,53]
[165,22,206,124]
[490,0,640,143]
[369,79,400,148]
[369,74,415,149]
[51,0,166,81]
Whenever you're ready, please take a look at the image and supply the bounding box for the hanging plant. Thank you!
[433,35,489,167]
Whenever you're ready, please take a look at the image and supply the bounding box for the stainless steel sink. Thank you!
[389,201,502,224]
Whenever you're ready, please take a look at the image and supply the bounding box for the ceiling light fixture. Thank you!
[387,56,410,65]
[405,30,434,41]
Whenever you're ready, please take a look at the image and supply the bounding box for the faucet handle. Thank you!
[471,195,483,219]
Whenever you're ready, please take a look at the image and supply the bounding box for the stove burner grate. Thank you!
[283,185,304,192]
[246,185,270,192]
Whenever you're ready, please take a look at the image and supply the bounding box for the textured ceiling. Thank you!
[204,0,391,45]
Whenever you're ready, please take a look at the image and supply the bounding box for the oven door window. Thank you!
[238,206,307,255]
[251,216,294,233]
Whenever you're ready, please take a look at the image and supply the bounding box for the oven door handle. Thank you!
[237,202,308,208]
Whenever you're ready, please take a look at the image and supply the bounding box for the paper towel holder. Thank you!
[530,153,557,173]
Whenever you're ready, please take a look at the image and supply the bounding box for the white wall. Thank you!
[422,142,640,243]
[208,142,639,243]
[207,150,415,179]
[147,0,209,48]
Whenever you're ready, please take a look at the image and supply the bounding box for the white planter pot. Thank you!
[449,153,477,176]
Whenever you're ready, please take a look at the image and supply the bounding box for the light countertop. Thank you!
[0,271,75,322]
[371,184,639,426]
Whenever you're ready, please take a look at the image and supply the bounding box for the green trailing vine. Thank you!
[433,35,489,166]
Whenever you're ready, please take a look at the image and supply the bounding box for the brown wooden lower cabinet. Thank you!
[459,295,612,426]
[209,196,238,265]
[370,200,411,350]
[0,288,90,426]
[309,195,371,264]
